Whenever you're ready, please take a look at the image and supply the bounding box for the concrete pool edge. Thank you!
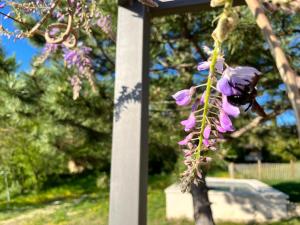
[165,177,290,223]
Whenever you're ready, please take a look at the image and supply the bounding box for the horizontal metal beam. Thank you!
[118,0,245,16]
[118,0,130,6]
[150,0,245,17]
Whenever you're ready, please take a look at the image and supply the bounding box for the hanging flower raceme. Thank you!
[173,56,264,192]
[0,0,116,99]
[63,43,96,99]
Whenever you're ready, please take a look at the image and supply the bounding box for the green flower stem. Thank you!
[195,41,220,160]
[194,0,233,160]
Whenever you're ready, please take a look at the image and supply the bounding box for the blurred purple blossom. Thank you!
[42,43,59,54]
[172,87,196,106]
[203,139,210,147]
[178,133,194,146]
[200,91,206,105]
[222,94,240,117]
[217,66,261,96]
[203,125,211,139]
[219,110,235,132]
[97,13,114,37]
[63,45,92,73]
[197,57,224,74]
[181,113,197,132]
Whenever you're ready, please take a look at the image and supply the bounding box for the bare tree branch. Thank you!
[230,109,284,139]
[246,0,300,140]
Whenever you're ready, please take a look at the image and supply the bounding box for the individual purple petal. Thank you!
[172,89,189,99]
[200,91,206,105]
[0,2,5,8]
[222,66,261,90]
[215,57,225,73]
[178,133,194,146]
[191,98,201,112]
[172,87,195,106]
[203,125,211,139]
[197,58,224,73]
[216,125,226,133]
[234,66,261,76]
[203,139,210,147]
[172,89,190,106]
[184,150,193,157]
[222,95,240,117]
[219,110,235,132]
[217,76,234,96]
[230,76,251,86]
[197,61,210,71]
[181,113,196,131]
[178,139,189,146]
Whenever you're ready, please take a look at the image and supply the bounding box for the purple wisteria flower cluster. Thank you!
[63,44,96,99]
[35,42,96,99]
[0,0,114,99]
[173,55,263,191]
[0,0,160,99]
[30,38,96,100]
[0,0,114,40]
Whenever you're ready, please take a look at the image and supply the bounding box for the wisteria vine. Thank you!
[0,0,115,99]
[172,0,298,192]
[0,0,157,99]
[172,0,272,192]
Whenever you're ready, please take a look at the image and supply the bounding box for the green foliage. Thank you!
[224,124,300,162]
[0,46,114,192]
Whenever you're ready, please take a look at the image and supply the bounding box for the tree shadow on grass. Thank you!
[0,173,108,215]
[0,193,106,220]
[271,181,300,203]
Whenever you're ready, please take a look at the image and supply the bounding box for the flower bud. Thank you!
[212,10,239,43]
[210,0,226,7]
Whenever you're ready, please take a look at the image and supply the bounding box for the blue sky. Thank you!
[1,37,38,72]
[0,6,39,72]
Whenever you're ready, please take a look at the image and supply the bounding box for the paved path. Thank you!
[0,202,68,225]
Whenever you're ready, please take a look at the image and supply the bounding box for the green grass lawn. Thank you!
[0,173,299,225]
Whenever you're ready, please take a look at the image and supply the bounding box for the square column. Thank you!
[109,2,150,225]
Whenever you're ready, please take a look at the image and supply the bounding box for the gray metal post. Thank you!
[109,2,150,225]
